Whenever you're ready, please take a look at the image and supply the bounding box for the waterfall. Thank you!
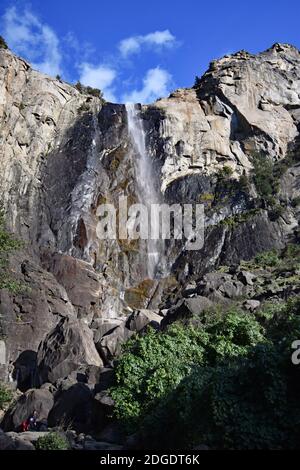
[126,103,163,279]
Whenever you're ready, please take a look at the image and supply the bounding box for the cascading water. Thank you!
[126,103,164,279]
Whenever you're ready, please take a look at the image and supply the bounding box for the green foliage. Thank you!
[282,243,300,260]
[238,173,250,190]
[111,309,265,433]
[199,193,214,204]
[35,432,70,450]
[269,203,284,221]
[75,81,104,101]
[111,325,208,429]
[111,299,300,449]
[219,209,260,228]
[252,152,275,199]
[0,208,22,292]
[0,36,8,50]
[78,103,90,114]
[0,383,13,410]
[254,249,280,267]
[251,152,297,221]
[217,165,233,179]
[291,196,300,208]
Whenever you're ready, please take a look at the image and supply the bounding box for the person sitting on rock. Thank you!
[28,410,38,431]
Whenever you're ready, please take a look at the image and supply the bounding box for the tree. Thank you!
[0,207,22,292]
[0,36,8,50]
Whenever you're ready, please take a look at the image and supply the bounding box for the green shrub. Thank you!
[75,81,104,100]
[35,432,70,450]
[0,208,23,292]
[0,36,8,50]
[269,204,284,221]
[282,243,300,260]
[238,173,250,190]
[0,208,22,292]
[111,325,208,429]
[111,299,300,449]
[217,165,233,179]
[145,341,300,450]
[0,383,13,410]
[252,152,275,199]
[111,309,265,432]
[291,196,300,208]
[254,249,280,267]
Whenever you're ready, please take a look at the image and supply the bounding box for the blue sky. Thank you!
[1,0,300,103]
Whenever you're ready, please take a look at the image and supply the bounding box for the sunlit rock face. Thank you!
[145,44,300,193]
[1,43,300,376]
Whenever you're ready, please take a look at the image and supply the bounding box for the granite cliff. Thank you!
[0,42,300,448]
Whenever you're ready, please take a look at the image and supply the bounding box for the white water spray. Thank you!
[126,103,163,278]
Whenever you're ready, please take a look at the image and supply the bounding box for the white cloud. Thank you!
[1,7,176,103]
[2,6,62,76]
[79,63,117,102]
[122,67,172,104]
[119,29,176,57]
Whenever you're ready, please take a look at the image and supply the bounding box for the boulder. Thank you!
[243,299,261,312]
[98,323,134,365]
[197,272,246,300]
[126,309,162,331]
[237,270,256,286]
[40,382,57,394]
[6,431,49,443]
[37,316,103,384]
[94,368,115,394]
[48,382,93,432]
[93,319,123,346]
[97,422,125,445]
[0,429,35,450]
[162,296,213,328]
[91,390,115,431]
[68,364,104,385]
[1,388,54,431]
[219,279,245,298]
[98,309,162,364]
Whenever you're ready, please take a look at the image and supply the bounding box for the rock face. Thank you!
[0,43,300,382]
[36,317,103,384]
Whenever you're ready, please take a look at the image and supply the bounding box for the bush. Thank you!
[111,299,300,449]
[0,207,22,292]
[0,383,13,410]
[238,173,250,190]
[35,432,70,450]
[110,309,265,432]
[111,325,208,429]
[269,204,284,221]
[254,249,280,267]
[75,81,104,100]
[217,165,233,179]
[146,341,300,450]
[252,152,275,199]
[0,36,8,50]
[291,196,300,208]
